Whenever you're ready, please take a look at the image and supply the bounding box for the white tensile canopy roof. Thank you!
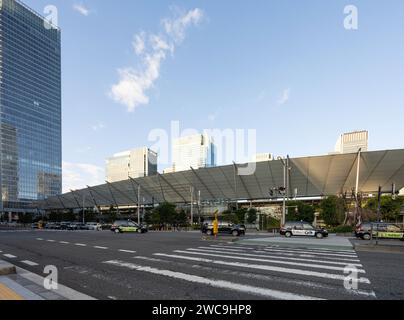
[40,149,404,210]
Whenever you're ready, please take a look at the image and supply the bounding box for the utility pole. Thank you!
[137,185,141,225]
[190,186,194,226]
[277,156,287,226]
[82,194,85,224]
[354,148,362,224]
[377,186,382,222]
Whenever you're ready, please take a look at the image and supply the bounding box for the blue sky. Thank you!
[23,0,404,192]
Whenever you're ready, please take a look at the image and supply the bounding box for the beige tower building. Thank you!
[106,147,157,182]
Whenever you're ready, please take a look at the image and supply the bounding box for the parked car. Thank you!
[355,223,404,241]
[66,223,79,231]
[201,221,246,237]
[280,221,328,239]
[45,222,61,230]
[111,220,148,234]
[31,222,40,229]
[86,222,102,231]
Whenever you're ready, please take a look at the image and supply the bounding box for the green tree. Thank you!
[235,208,248,224]
[247,208,258,224]
[319,196,346,226]
[175,209,188,226]
[153,202,177,224]
[286,201,315,223]
[365,195,403,222]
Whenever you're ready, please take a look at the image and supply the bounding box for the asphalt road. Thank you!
[0,230,403,300]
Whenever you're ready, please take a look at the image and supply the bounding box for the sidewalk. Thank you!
[0,260,95,300]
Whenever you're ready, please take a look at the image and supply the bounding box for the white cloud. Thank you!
[277,88,291,105]
[73,4,90,16]
[110,8,204,112]
[133,32,146,55]
[163,8,204,43]
[91,121,106,131]
[62,161,105,193]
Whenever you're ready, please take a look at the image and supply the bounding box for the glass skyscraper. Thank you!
[0,0,62,214]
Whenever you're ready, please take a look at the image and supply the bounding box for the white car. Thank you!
[85,222,102,231]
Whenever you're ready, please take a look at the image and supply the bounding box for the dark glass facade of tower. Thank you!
[0,0,61,213]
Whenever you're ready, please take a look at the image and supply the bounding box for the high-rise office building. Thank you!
[0,0,62,215]
[166,134,216,173]
[106,147,158,183]
[334,130,369,154]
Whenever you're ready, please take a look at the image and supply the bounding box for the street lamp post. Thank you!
[82,194,86,224]
[137,186,141,225]
[190,186,194,226]
[277,156,287,226]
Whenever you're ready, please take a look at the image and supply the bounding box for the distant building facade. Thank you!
[334,130,369,154]
[253,153,274,162]
[166,134,216,173]
[0,0,62,215]
[106,148,158,182]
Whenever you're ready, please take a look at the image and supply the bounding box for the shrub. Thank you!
[328,225,354,234]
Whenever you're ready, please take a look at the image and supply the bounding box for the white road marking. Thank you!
[103,260,324,300]
[36,238,44,241]
[21,260,39,266]
[94,246,108,250]
[118,249,136,253]
[186,248,363,267]
[261,248,357,258]
[47,240,55,242]
[153,253,371,284]
[210,245,256,250]
[201,246,360,262]
[75,243,87,247]
[137,254,376,298]
[60,241,70,244]
[175,250,365,273]
[209,245,357,257]
[3,254,17,258]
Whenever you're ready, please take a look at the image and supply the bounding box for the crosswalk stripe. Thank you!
[186,248,363,267]
[209,244,356,254]
[3,254,17,258]
[174,250,365,273]
[21,260,39,266]
[209,245,357,257]
[261,248,357,258]
[200,246,359,261]
[118,249,136,253]
[132,255,376,298]
[103,260,324,300]
[154,253,371,284]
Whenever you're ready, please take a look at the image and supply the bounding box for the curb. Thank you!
[0,260,16,276]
